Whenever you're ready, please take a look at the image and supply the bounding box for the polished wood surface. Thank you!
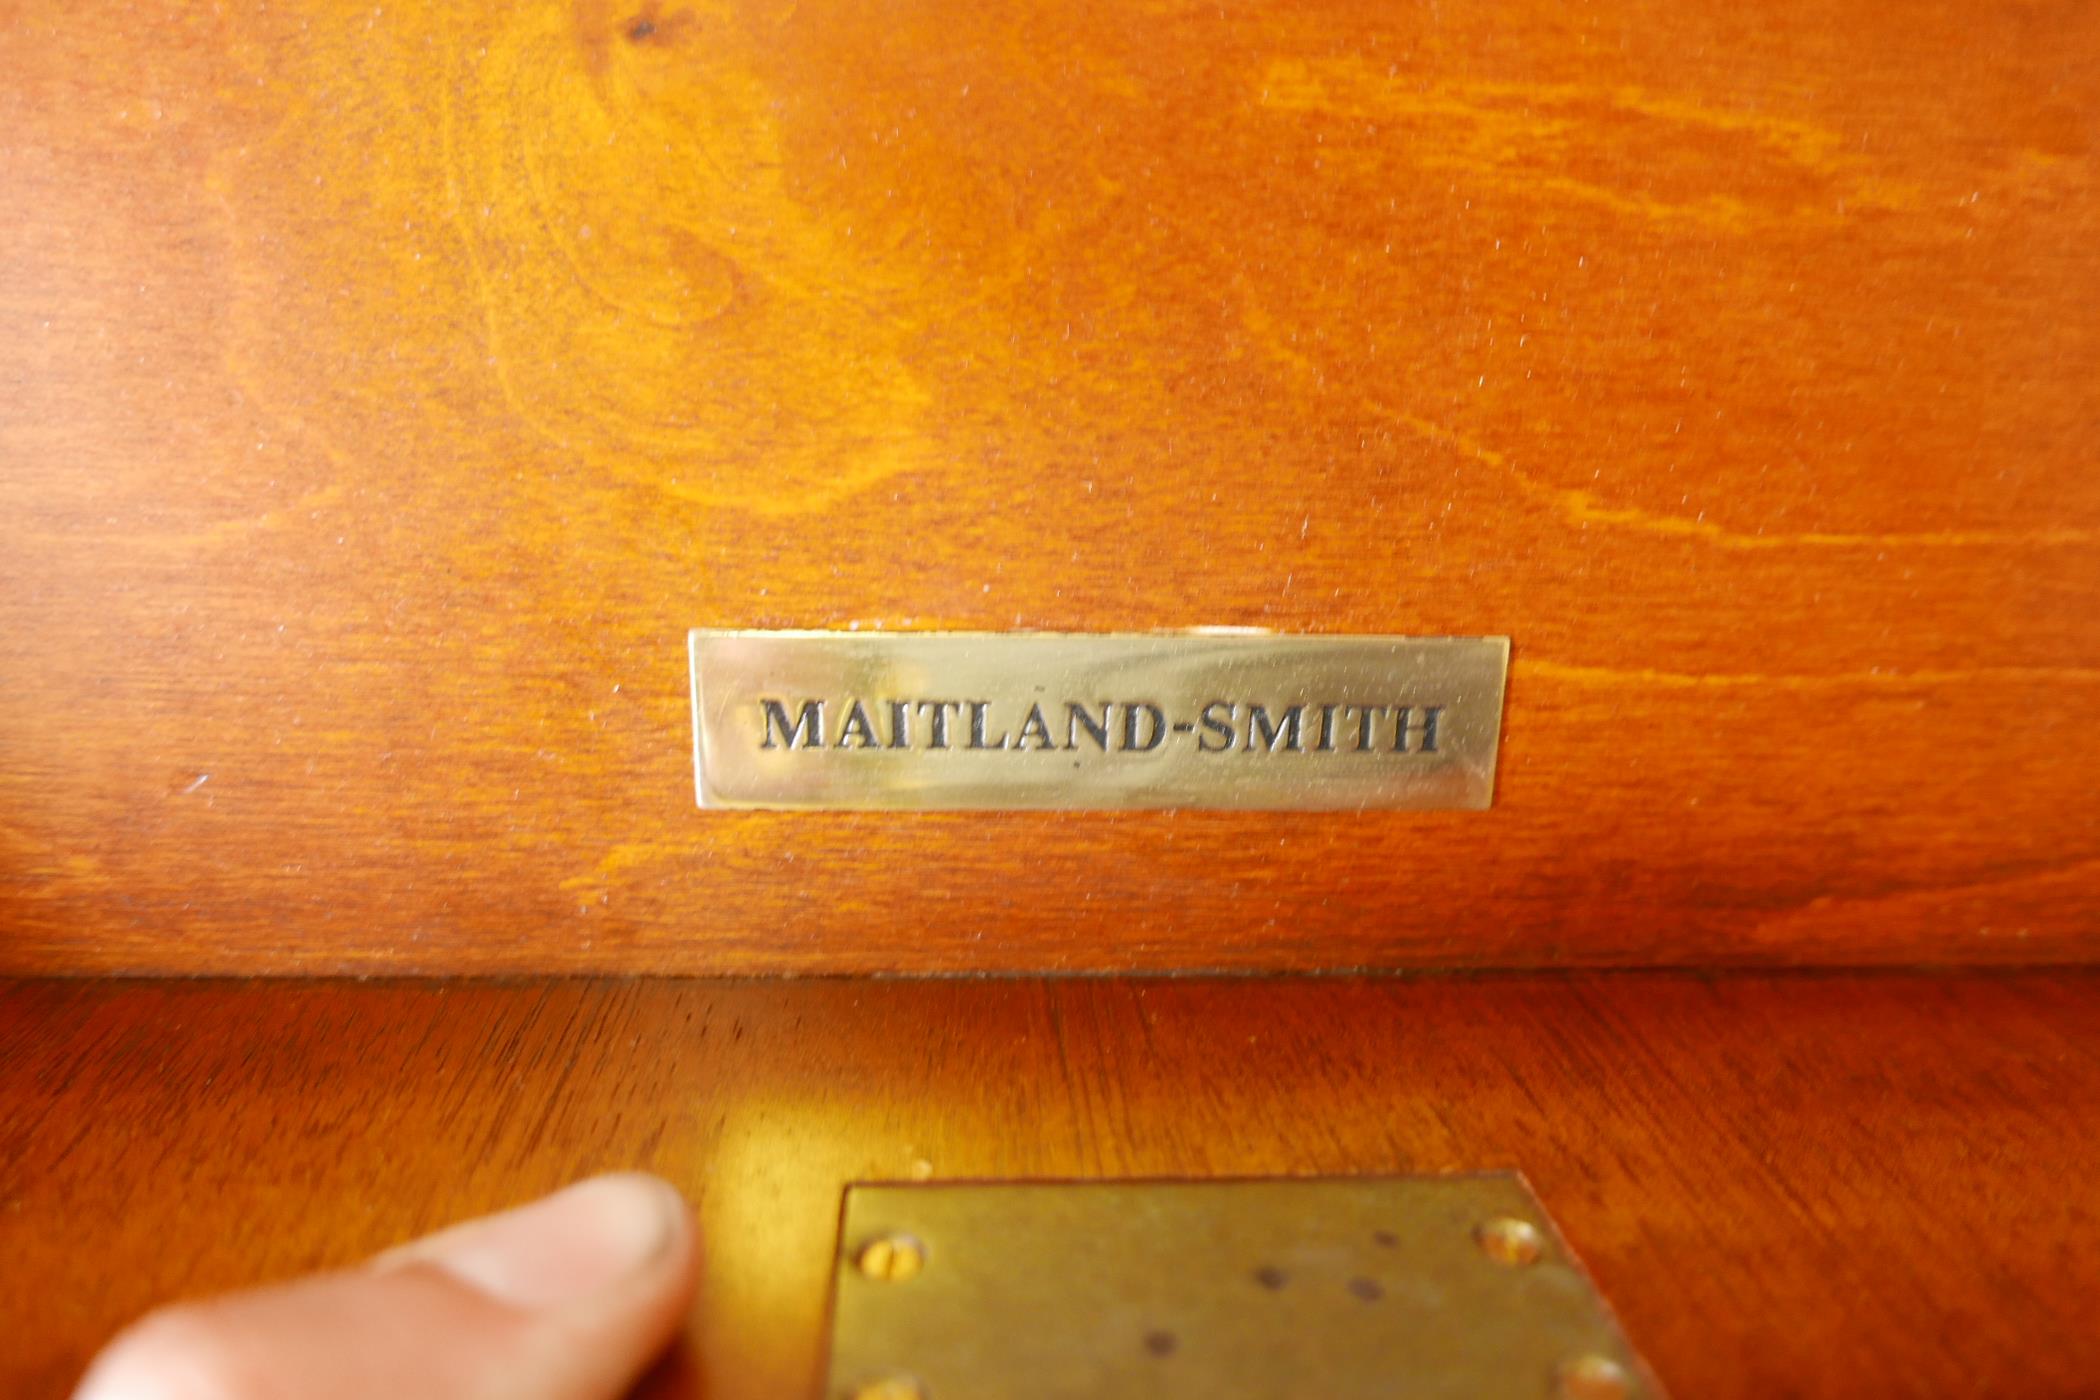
[3,972,2098,1398]
[4,0,2098,972]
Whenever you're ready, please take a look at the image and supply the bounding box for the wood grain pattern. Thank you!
[4,973,2098,1397]
[2,0,2097,971]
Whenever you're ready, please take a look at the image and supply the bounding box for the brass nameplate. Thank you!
[690,630,1507,811]
[824,1176,1658,1399]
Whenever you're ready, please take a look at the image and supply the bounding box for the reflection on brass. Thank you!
[689,630,1508,810]
[824,1176,1659,1400]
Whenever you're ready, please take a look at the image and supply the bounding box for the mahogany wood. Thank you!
[3,973,2098,1398]
[3,0,2098,972]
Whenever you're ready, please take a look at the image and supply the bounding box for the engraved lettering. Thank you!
[1066,702,1113,752]
[916,700,960,750]
[1121,701,1167,752]
[758,696,1450,761]
[759,698,825,750]
[966,700,1008,750]
[1246,703,1306,753]
[837,699,880,750]
[1392,705,1443,754]
[1349,704,1390,753]
[1015,702,1058,751]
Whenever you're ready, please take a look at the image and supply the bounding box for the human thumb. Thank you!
[74,1173,697,1400]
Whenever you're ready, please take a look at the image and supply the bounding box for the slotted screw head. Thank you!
[1476,1216,1546,1266]
[856,1233,927,1282]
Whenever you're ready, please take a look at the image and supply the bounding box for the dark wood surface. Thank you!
[4,972,2098,1398]
[3,0,2099,973]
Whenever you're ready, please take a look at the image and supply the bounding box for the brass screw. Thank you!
[848,1377,926,1400]
[1475,1216,1546,1266]
[1557,1354,1633,1400]
[855,1233,927,1282]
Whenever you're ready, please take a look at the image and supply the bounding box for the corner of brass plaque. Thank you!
[823,1175,1659,1399]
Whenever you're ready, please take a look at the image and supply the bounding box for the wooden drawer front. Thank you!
[2,0,2095,971]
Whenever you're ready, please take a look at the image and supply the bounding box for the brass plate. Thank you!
[824,1176,1659,1400]
[689,630,1508,810]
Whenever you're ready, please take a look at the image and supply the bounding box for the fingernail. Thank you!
[381,1173,683,1309]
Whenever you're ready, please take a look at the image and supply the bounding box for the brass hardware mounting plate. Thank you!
[824,1175,1658,1399]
